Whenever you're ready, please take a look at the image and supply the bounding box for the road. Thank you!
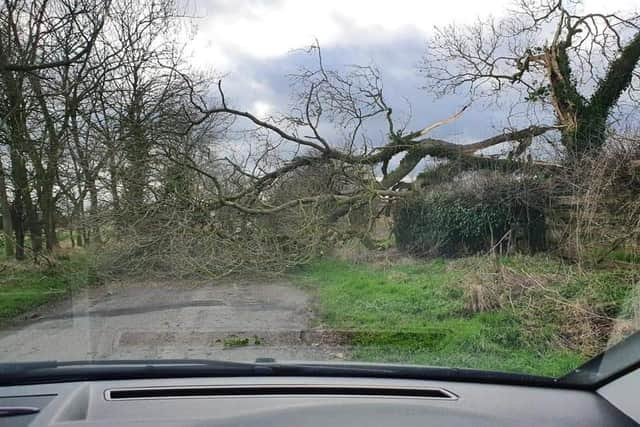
[0,278,347,363]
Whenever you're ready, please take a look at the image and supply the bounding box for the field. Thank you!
[296,255,638,377]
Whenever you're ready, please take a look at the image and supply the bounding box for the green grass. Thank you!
[0,251,95,324]
[223,337,251,348]
[294,256,636,378]
[606,250,640,264]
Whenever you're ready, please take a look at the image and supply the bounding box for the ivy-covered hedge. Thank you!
[393,178,546,257]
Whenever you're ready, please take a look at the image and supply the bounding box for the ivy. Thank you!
[393,179,546,257]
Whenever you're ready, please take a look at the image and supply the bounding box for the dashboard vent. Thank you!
[106,384,457,400]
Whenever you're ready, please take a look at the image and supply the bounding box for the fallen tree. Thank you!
[174,43,558,222]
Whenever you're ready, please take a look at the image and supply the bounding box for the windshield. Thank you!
[1,0,640,387]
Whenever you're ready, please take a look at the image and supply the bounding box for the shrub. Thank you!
[451,255,637,356]
[393,176,546,257]
[550,135,640,263]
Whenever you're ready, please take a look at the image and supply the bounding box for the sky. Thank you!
[187,0,514,141]
[183,0,639,168]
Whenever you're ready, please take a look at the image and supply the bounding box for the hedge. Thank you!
[393,178,546,257]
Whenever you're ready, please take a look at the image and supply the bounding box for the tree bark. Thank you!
[9,146,42,258]
[122,102,150,214]
[0,163,15,257]
[40,187,58,251]
[88,178,101,243]
[108,157,121,212]
[27,74,64,251]
[546,31,640,155]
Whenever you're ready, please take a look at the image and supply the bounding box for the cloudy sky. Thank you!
[184,0,638,157]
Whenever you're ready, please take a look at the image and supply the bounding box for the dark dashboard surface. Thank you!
[0,376,635,427]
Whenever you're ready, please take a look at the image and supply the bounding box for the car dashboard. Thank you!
[0,376,635,427]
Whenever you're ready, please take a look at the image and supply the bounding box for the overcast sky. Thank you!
[184,0,638,161]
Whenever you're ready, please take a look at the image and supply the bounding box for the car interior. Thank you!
[1,347,640,427]
[2,0,640,425]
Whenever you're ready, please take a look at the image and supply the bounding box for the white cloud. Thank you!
[185,0,640,146]
[189,0,639,71]
[189,0,515,70]
[582,0,639,12]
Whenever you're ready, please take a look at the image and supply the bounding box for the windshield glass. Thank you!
[1,0,639,386]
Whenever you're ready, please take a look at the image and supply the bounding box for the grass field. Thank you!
[296,255,637,377]
[0,250,94,325]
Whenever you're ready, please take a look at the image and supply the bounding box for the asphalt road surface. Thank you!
[0,278,347,363]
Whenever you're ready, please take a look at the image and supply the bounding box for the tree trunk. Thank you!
[3,77,45,257]
[108,157,121,212]
[560,108,608,156]
[27,207,43,256]
[554,31,640,156]
[9,146,31,259]
[40,186,59,251]
[123,146,149,214]
[4,81,31,259]
[76,230,84,247]
[122,88,149,216]
[81,196,90,246]
[88,177,101,244]
[0,164,15,257]
[11,204,25,260]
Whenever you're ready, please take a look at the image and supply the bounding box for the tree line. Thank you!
[1,0,638,271]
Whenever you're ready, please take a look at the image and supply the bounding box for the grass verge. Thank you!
[295,255,638,377]
[0,250,95,325]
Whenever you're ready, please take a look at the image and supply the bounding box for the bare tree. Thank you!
[0,0,111,255]
[5,0,635,275]
[421,0,640,156]
[0,0,192,257]
[0,0,107,72]
[178,43,555,223]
